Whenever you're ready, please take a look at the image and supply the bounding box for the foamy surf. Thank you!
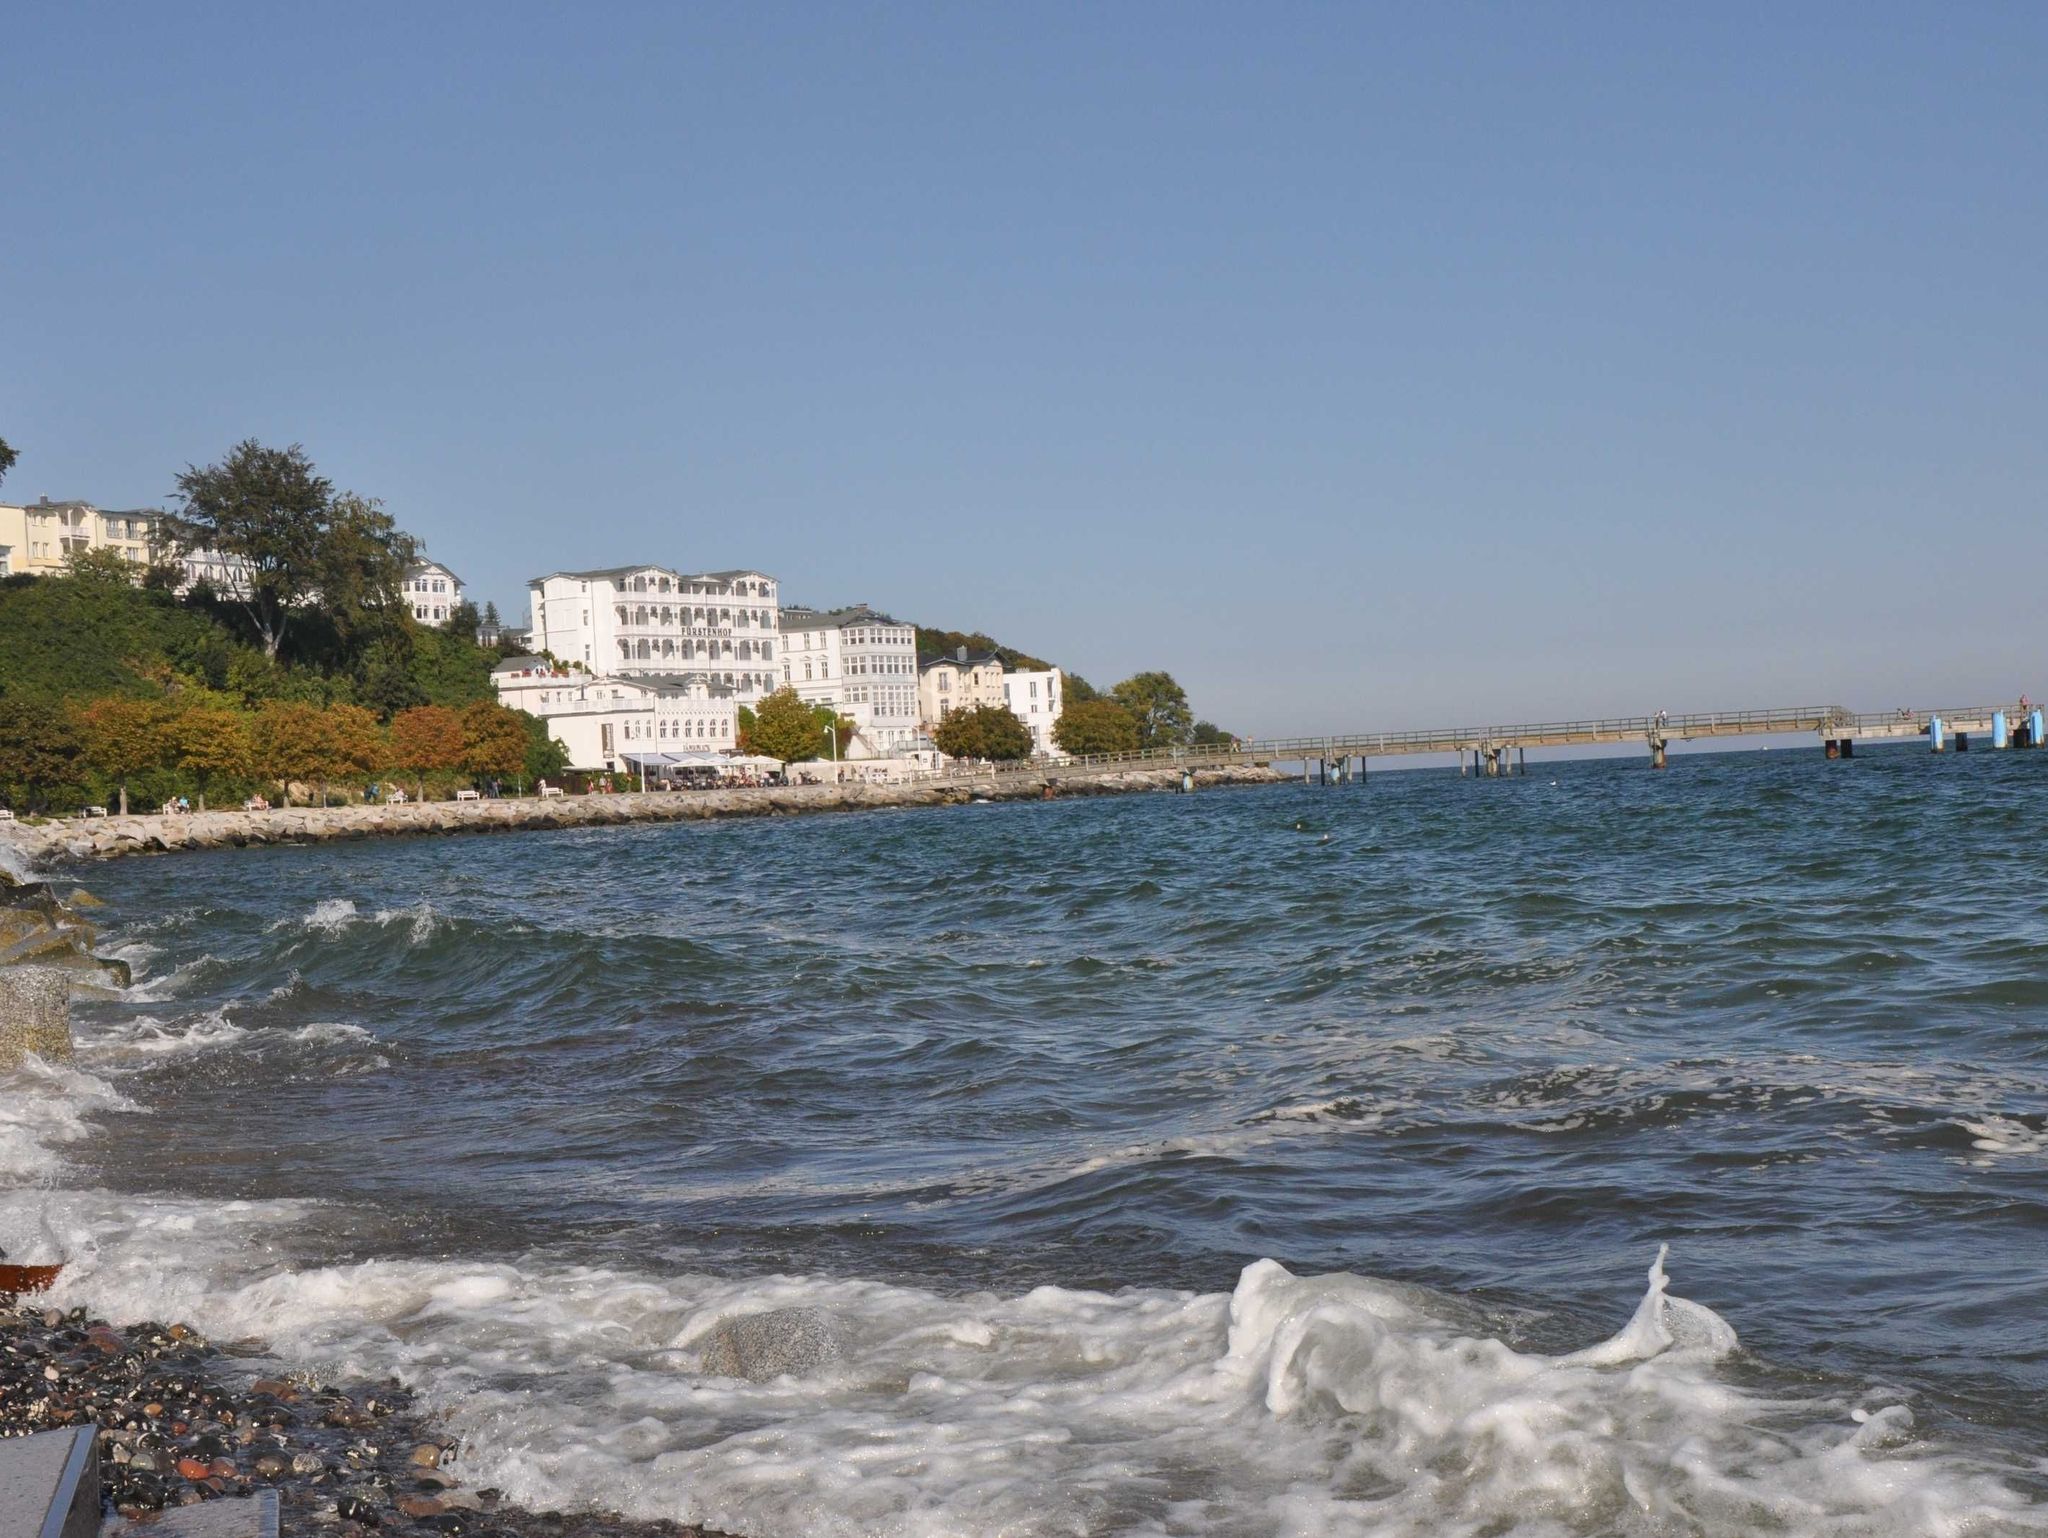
[0,1157,2035,1538]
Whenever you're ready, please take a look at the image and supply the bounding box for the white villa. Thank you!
[492,656,742,774]
[1002,667,1067,758]
[779,604,922,757]
[405,560,465,624]
[527,565,780,701]
[917,647,1009,728]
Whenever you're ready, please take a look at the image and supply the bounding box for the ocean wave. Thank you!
[0,1059,136,1179]
[0,1196,2032,1538]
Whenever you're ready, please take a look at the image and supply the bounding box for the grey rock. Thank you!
[698,1307,846,1381]
[0,965,72,1065]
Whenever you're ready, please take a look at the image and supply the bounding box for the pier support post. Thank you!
[1994,711,2010,749]
[1649,736,1668,770]
[1825,739,1840,759]
[2032,710,2045,748]
[1841,738,1854,759]
[1957,732,1970,752]
[1930,716,1945,752]
[1517,746,1526,776]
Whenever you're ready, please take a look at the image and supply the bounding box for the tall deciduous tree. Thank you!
[252,701,331,805]
[162,441,333,660]
[0,696,84,814]
[933,702,1034,763]
[389,705,466,800]
[1111,671,1194,749]
[325,705,386,799]
[73,697,168,815]
[738,687,842,763]
[316,492,419,646]
[0,435,16,487]
[167,704,253,811]
[459,701,530,783]
[1053,698,1140,756]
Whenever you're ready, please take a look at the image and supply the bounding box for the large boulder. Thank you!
[697,1308,846,1382]
[0,966,72,1065]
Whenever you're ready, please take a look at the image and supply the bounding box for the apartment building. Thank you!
[0,497,254,593]
[779,604,921,757]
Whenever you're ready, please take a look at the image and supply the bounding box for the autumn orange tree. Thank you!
[388,705,466,801]
[252,701,331,806]
[73,697,168,815]
[167,703,253,811]
[459,701,529,786]
[324,705,386,803]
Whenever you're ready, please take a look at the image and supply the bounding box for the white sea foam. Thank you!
[289,898,359,934]
[70,1009,381,1070]
[0,1173,2034,1538]
[1957,1116,2048,1161]
[0,1059,136,1178]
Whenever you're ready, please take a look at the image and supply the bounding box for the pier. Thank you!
[1025,701,2048,784]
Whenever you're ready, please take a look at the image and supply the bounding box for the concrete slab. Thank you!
[0,1426,99,1538]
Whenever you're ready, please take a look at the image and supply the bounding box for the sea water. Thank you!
[4,747,2046,1535]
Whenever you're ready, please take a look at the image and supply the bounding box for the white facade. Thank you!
[493,657,740,772]
[404,560,466,625]
[528,566,780,701]
[1002,668,1067,758]
[779,605,921,757]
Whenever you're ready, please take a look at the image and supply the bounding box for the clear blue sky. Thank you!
[5,4,2044,734]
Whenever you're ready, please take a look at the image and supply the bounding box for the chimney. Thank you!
[956,646,967,663]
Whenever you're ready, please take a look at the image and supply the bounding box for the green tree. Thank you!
[159,440,334,660]
[1053,698,1140,756]
[481,600,501,631]
[315,492,419,647]
[1189,720,1233,747]
[63,546,142,586]
[389,705,466,801]
[520,711,569,790]
[1064,673,1100,704]
[0,696,85,814]
[459,701,531,783]
[0,435,16,487]
[167,703,253,811]
[0,566,243,700]
[73,697,168,815]
[912,626,1054,671]
[740,686,842,763]
[933,702,1034,762]
[1112,671,1194,749]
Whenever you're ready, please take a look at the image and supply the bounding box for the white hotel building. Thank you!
[779,605,922,757]
[493,656,740,773]
[527,566,780,702]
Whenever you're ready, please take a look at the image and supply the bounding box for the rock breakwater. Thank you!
[0,765,1287,867]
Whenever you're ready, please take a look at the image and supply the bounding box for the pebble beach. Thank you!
[0,1299,728,1538]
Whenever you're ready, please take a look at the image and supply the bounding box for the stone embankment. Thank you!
[0,764,1287,867]
[0,872,127,1067]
